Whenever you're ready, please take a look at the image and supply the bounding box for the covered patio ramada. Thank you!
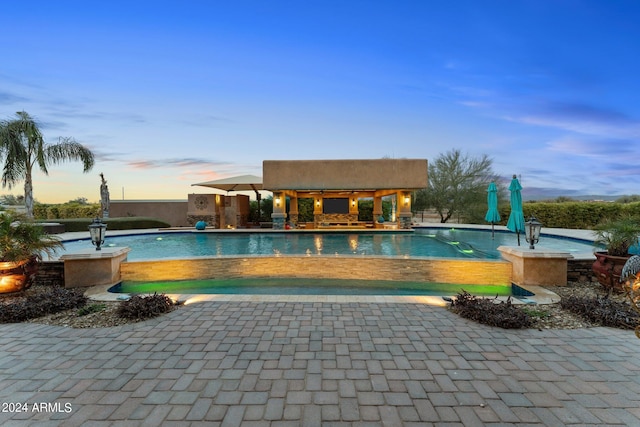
[263,158,428,229]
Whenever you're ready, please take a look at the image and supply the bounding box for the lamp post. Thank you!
[525,216,542,249]
[88,217,107,251]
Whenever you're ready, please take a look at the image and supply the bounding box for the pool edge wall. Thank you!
[120,256,512,286]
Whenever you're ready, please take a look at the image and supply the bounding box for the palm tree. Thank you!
[0,111,95,217]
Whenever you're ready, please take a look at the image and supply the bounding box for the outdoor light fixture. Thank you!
[275,197,281,207]
[351,198,356,207]
[404,194,411,206]
[88,217,107,251]
[525,216,542,250]
[316,199,321,207]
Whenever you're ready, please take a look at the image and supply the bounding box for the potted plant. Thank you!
[0,210,63,293]
[592,216,640,291]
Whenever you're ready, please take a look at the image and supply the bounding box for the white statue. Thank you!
[100,173,110,218]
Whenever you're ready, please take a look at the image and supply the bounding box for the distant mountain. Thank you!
[521,187,623,202]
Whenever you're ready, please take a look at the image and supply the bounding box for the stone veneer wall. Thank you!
[121,256,513,286]
[567,259,597,283]
[36,261,64,286]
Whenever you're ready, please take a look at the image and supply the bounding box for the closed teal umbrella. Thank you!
[506,175,525,245]
[485,181,500,238]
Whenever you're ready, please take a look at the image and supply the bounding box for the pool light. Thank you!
[525,216,543,249]
[88,217,107,251]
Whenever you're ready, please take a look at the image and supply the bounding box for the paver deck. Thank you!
[1,300,639,426]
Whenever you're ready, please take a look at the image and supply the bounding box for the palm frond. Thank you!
[44,137,95,172]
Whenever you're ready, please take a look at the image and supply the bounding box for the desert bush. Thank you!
[560,295,639,329]
[448,290,533,329]
[0,287,88,323]
[117,293,174,320]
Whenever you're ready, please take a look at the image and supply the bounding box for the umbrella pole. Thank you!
[491,223,495,239]
[517,231,521,246]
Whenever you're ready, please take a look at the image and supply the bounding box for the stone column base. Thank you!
[398,213,412,229]
[271,213,287,230]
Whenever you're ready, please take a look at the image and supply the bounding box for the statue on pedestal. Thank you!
[100,173,110,218]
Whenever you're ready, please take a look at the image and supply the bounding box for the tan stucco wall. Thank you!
[498,246,571,286]
[110,197,251,228]
[61,247,130,288]
[110,200,189,227]
[263,159,428,190]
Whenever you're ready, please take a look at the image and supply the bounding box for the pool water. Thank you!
[110,277,526,297]
[62,228,597,261]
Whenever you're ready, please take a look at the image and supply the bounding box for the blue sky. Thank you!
[1,0,639,203]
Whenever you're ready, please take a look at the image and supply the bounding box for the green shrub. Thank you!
[448,290,533,329]
[493,201,640,229]
[0,287,88,323]
[117,293,174,320]
[33,203,100,219]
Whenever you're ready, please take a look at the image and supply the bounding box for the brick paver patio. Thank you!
[1,300,640,426]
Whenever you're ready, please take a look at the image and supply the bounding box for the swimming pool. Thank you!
[61,227,597,261]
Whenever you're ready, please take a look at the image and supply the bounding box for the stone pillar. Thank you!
[498,246,572,286]
[313,196,323,228]
[397,191,413,229]
[271,192,286,229]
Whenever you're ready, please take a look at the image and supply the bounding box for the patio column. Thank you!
[216,194,224,228]
[313,197,323,228]
[397,191,412,229]
[289,193,299,226]
[349,196,359,215]
[373,196,383,228]
[271,192,286,229]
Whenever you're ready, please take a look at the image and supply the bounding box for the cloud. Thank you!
[547,136,634,157]
[127,158,232,170]
[0,91,30,104]
[511,102,640,139]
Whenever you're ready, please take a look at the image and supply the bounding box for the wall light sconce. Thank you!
[403,194,411,206]
[275,197,281,207]
[351,198,356,207]
[316,199,321,207]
